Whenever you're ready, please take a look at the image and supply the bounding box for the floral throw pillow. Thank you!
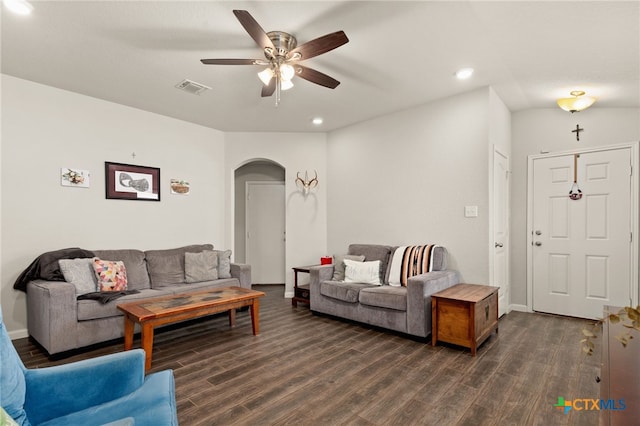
[92,258,128,292]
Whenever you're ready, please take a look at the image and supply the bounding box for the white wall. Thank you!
[326,88,493,284]
[1,75,226,335]
[510,107,640,307]
[224,132,328,297]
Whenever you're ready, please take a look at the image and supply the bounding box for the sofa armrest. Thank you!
[24,350,146,425]
[406,270,460,337]
[230,263,251,289]
[26,280,79,355]
[309,265,334,306]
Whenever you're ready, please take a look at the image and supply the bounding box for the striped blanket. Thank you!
[388,245,438,287]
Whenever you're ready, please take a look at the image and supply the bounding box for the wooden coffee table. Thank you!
[117,286,265,371]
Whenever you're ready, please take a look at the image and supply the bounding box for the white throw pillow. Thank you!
[344,259,381,285]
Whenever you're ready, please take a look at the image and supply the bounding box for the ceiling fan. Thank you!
[201,10,349,106]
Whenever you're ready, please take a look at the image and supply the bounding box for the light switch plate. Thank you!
[465,205,478,217]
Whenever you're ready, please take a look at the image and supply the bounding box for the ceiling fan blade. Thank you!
[200,59,261,65]
[287,31,348,61]
[295,65,340,89]
[233,10,275,51]
[261,79,276,97]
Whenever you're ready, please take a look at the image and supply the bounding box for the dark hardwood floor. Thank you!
[13,285,602,425]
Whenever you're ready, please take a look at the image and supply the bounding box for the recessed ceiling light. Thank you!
[455,67,474,80]
[312,117,324,125]
[3,0,33,15]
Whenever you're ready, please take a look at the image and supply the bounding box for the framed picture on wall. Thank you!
[105,162,160,201]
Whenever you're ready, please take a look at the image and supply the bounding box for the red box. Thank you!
[320,256,332,265]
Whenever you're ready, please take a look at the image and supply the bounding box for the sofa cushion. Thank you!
[59,258,98,295]
[344,259,381,285]
[145,244,213,288]
[77,289,172,321]
[93,259,128,292]
[320,281,376,303]
[359,286,407,311]
[332,254,365,281]
[348,244,393,284]
[214,250,232,279]
[93,249,149,291]
[185,250,218,283]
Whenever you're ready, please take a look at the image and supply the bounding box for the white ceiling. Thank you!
[2,1,639,133]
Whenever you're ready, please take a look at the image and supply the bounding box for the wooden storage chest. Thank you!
[431,283,499,355]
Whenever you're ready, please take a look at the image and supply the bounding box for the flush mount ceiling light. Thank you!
[2,0,33,15]
[455,67,474,80]
[311,117,323,125]
[557,90,596,113]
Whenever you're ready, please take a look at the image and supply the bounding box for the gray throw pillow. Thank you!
[58,258,98,295]
[332,254,366,281]
[215,250,232,279]
[185,250,218,283]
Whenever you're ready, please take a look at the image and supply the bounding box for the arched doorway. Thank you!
[234,160,286,284]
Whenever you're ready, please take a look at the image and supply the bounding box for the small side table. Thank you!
[431,283,499,356]
[292,265,319,307]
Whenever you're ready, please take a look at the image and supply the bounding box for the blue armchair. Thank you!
[0,307,178,426]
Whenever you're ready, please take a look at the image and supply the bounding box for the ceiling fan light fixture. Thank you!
[258,68,274,86]
[279,64,295,81]
[280,79,294,91]
[557,90,596,113]
[3,0,33,15]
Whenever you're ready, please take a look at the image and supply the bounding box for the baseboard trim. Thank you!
[9,328,28,340]
[284,291,294,299]
[509,304,529,313]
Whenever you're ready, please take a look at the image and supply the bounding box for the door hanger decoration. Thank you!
[569,154,583,200]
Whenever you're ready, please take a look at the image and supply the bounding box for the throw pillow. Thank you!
[58,258,99,295]
[92,258,128,292]
[185,250,218,283]
[215,250,232,279]
[332,254,365,281]
[344,259,382,285]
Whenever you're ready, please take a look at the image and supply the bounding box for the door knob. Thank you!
[494,242,503,248]
[535,241,542,246]
[535,230,542,235]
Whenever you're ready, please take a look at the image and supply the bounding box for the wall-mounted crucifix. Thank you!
[572,124,584,141]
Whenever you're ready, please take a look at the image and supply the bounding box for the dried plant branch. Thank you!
[582,306,640,355]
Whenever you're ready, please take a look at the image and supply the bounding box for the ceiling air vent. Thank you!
[175,79,211,95]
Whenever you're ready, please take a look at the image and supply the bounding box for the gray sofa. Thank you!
[26,244,251,355]
[309,244,459,339]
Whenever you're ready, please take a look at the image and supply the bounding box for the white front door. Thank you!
[531,148,633,319]
[246,181,286,284]
[493,148,509,317]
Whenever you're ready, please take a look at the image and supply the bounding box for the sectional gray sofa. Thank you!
[309,244,459,339]
[24,244,251,355]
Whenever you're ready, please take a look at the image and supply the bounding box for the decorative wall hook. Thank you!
[295,170,318,195]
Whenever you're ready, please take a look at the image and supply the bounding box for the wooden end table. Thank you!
[292,265,319,307]
[431,283,499,356]
[117,286,265,371]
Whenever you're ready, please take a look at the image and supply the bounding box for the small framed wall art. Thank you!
[105,161,160,201]
[61,168,90,188]
[170,179,190,195]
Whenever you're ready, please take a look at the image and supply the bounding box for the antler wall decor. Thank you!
[295,170,318,195]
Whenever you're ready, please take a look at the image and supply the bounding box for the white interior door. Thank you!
[246,181,285,284]
[531,148,632,319]
[493,148,509,317]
